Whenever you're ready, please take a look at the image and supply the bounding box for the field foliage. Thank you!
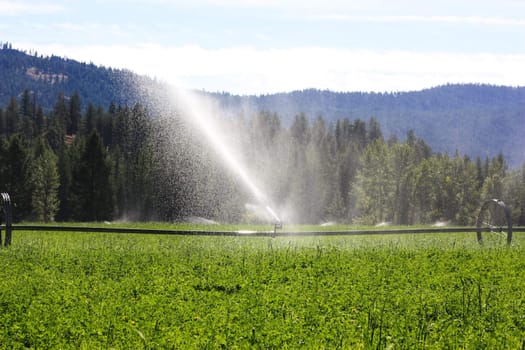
[0,225,524,349]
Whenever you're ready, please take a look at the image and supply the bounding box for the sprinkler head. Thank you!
[273,220,282,236]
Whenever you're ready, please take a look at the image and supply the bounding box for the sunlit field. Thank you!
[1,224,524,349]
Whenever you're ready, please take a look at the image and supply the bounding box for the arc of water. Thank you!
[171,87,281,224]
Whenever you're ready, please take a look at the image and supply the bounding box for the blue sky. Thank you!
[1,0,524,94]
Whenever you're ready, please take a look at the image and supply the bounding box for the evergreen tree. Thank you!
[108,101,116,115]
[287,113,312,222]
[112,106,130,153]
[96,106,112,146]
[71,131,114,221]
[46,117,66,154]
[390,142,415,224]
[406,130,432,163]
[68,92,81,134]
[317,120,348,222]
[290,113,309,145]
[412,158,438,223]
[56,143,76,221]
[85,103,97,134]
[423,155,459,223]
[20,89,34,118]
[451,155,480,225]
[511,165,525,225]
[352,119,368,151]
[0,135,32,221]
[333,119,363,218]
[34,106,45,136]
[5,97,19,136]
[108,104,155,220]
[112,147,127,219]
[475,156,485,189]
[53,92,68,136]
[0,108,4,135]
[352,139,394,224]
[367,117,383,143]
[31,138,60,221]
[480,154,507,200]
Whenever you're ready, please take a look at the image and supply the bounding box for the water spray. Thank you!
[170,87,282,228]
[265,205,282,235]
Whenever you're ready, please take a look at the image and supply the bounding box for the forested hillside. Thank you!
[1,45,523,166]
[214,85,525,166]
[0,44,524,225]
[0,91,524,225]
[0,43,162,112]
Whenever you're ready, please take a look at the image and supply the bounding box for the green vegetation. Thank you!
[1,45,525,226]
[0,90,524,226]
[1,227,524,348]
[1,45,524,226]
[2,45,525,167]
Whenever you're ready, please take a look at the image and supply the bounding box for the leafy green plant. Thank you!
[0,227,524,348]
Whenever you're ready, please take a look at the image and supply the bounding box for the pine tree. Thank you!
[53,92,68,135]
[0,108,5,135]
[34,106,45,136]
[450,155,480,225]
[31,138,60,222]
[367,117,383,143]
[85,103,97,134]
[287,113,312,222]
[5,97,19,136]
[71,131,114,221]
[1,135,32,221]
[55,141,80,221]
[68,92,81,135]
[480,154,507,201]
[20,89,34,118]
[390,142,415,224]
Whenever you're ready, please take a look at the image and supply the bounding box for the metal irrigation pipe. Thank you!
[0,198,520,244]
[0,187,519,247]
[4,224,525,238]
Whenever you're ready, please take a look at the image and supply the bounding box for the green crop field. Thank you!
[0,226,524,349]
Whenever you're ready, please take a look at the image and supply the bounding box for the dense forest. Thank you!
[1,44,524,167]
[215,85,525,167]
[0,90,523,226]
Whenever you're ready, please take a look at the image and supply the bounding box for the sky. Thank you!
[1,0,524,95]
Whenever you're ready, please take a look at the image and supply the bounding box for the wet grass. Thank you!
[0,225,524,348]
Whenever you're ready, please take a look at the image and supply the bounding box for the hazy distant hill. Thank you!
[213,85,525,166]
[1,45,524,166]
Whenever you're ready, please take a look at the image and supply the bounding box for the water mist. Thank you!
[169,87,281,226]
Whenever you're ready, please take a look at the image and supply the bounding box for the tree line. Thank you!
[0,90,523,225]
[236,112,524,226]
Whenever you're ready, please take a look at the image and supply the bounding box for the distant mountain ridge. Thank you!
[212,85,525,166]
[1,45,524,166]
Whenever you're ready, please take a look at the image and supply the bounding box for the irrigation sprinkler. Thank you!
[476,199,512,245]
[1,196,523,244]
[273,220,282,237]
[0,192,12,246]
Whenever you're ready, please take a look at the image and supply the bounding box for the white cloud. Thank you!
[18,43,525,94]
[114,0,525,16]
[0,0,64,16]
[115,0,363,10]
[316,14,525,27]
